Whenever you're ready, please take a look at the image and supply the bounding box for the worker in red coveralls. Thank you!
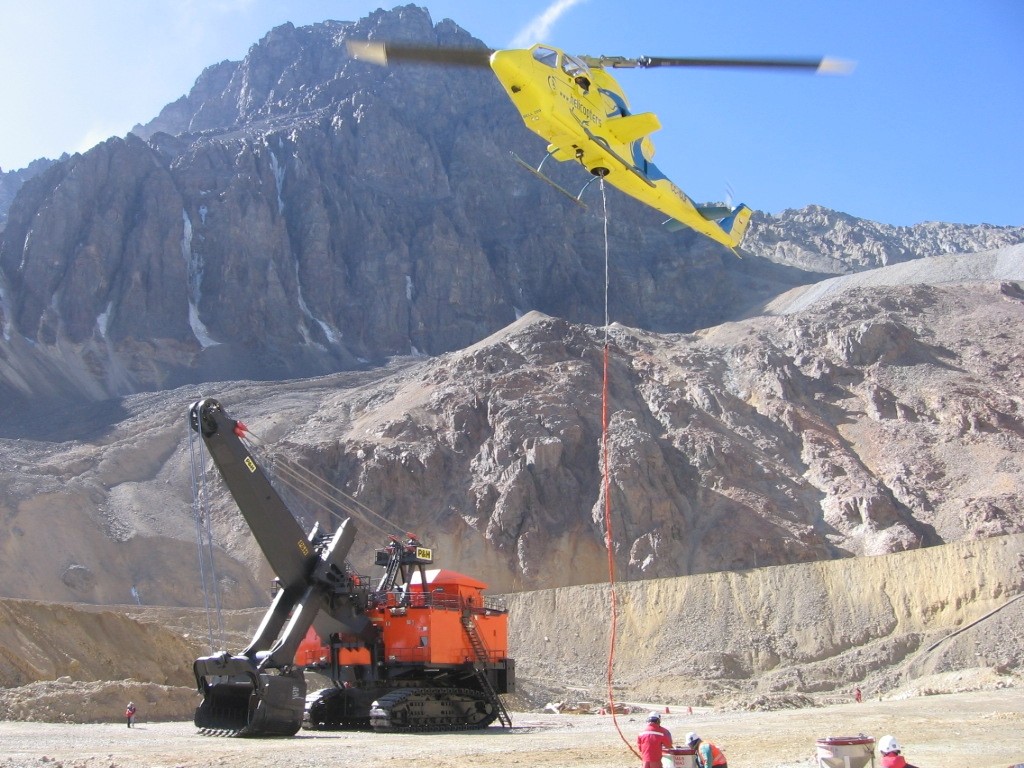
[687,732,728,768]
[878,735,918,768]
[637,711,673,768]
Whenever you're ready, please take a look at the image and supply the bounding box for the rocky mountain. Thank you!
[0,157,59,231]
[0,6,738,407]
[1,7,1022,741]
[0,4,1022,611]
[747,205,1024,274]
[2,5,1021,413]
[1,247,1021,606]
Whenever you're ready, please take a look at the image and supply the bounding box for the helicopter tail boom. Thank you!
[663,202,752,248]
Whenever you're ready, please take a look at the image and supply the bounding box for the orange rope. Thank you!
[598,179,641,760]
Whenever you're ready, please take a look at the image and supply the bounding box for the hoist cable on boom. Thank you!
[188,424,225,650]
[239,427,399,540]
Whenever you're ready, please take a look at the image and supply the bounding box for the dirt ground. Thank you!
[0,688,1020,768]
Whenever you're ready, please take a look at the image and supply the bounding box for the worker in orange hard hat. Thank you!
[637,711,673,768]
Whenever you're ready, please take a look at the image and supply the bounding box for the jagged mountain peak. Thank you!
[2,5,1023,415]
[747,205,1024,274]
[0,6,733,408]
[132,5,484,141]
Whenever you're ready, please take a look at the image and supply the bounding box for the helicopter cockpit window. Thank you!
[532,46,559,69]
[561,54,590,78]
[562,54,591,92]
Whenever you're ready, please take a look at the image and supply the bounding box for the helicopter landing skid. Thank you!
[510,152,588,209]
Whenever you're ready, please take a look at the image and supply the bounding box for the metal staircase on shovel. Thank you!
[375,544,404,592]
[460,613,512,728]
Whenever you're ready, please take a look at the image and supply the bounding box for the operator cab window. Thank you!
[532,46,559,68]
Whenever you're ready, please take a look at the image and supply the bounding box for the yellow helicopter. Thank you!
[347,40,851,248]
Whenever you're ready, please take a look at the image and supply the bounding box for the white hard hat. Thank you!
[878,735,900,754]
[686,731,700,746]
[647,711,661,722]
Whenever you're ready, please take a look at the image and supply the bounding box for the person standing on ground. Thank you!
[687,732,728,768]
[637,711,673,768]
[125,701,137,728]
[879,735,918,768]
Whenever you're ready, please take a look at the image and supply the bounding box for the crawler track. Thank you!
[368,687,498,732]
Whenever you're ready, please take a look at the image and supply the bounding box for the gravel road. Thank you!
[0,688,1020,768]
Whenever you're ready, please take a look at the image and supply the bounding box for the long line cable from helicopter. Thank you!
[187,423,226,651]
[597,177,642,760]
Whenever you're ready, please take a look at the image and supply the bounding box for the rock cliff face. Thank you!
[281,272,1024,592]
[0,157,59,230]
[0,6,749,407]
[2,7,1021,410]
[1,252,1021,605]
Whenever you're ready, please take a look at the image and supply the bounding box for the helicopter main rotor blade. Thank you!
[347,40,494,67]
[586,54,854,75]
[347,41,853,74]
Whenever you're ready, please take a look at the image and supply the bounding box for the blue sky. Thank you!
[1,0,1021,226]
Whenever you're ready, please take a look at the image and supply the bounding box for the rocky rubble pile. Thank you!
[0,599,200,688]
[0,678,195,724]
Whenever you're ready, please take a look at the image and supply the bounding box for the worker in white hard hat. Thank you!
[879,735,918,768]
[637,711,672,768]
[687,731,728,768]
